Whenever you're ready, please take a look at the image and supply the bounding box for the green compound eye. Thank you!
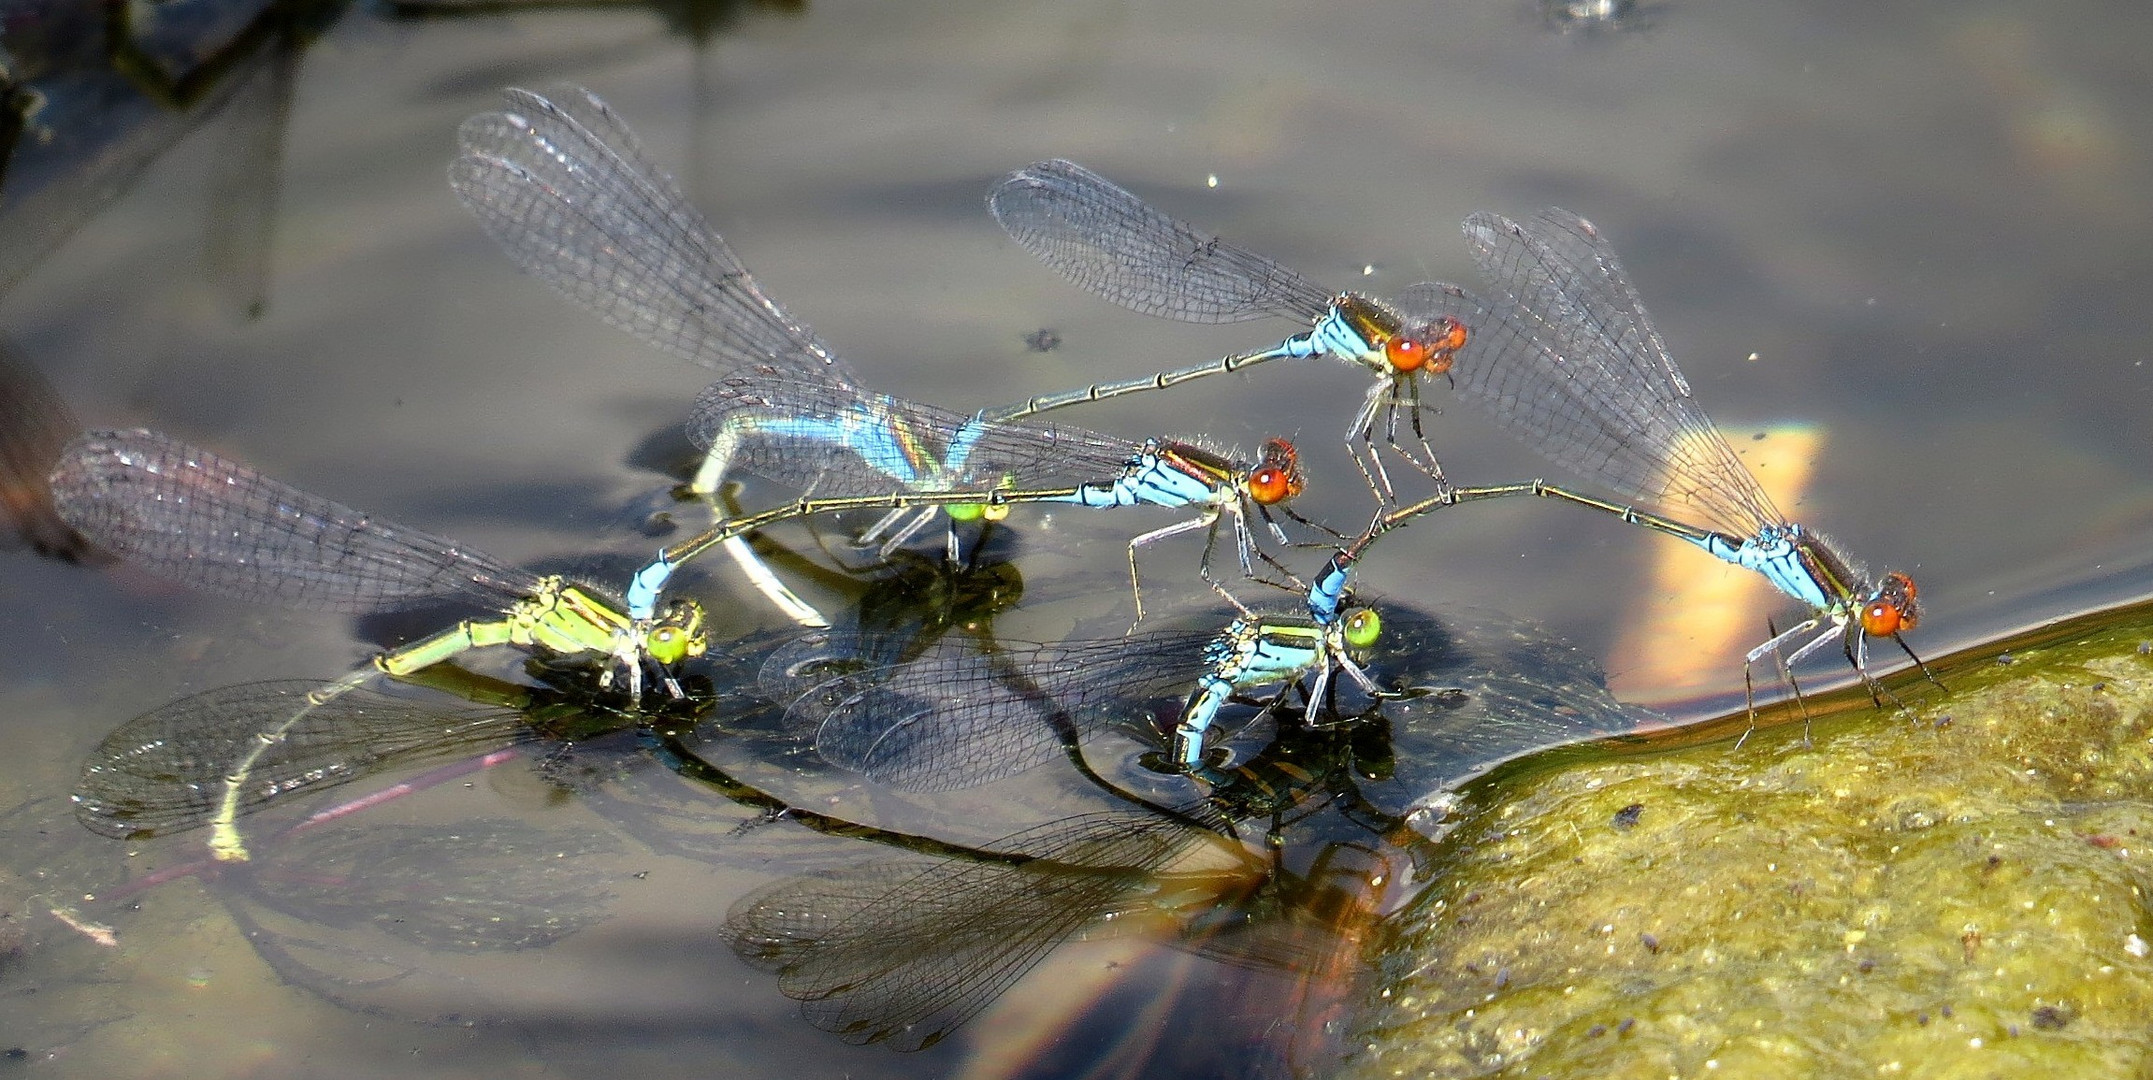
[945,503,988,523]
[646,626,690,665]
[1342,607,1382,650]
[645,602,708,666]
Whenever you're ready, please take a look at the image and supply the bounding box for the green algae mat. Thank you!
[1346,606,2153,1078]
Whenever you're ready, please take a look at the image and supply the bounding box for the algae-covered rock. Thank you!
[1346,622,2153,1078]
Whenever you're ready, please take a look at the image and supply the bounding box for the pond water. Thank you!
[3,0,2152,1076]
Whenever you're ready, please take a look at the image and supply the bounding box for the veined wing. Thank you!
[50,429,539,612]
[452,86,861,384]
[723,809,1238,1050]
[782,629,1218,792]
[990,159,1334,324]
[1426,209,1781,535]
[74,679,536,840]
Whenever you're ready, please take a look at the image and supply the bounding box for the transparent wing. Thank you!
[1414,208,1781,535]
[722,810,1221,1050]
[782,629,1216,792]
[451,86,862,383]
[989,159,1334,324]
[73,679,534,840]
[50,429,538,612]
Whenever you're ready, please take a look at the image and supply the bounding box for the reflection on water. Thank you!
[389,0,805,46]
[0,0,325,301]
[4,537,1650,1075]
[3,0,2151,1076]
[0,343,91,560]
[0,0,803,304]
[1538,0,1655,36]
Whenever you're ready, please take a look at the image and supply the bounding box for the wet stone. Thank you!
[1345,624,2153,1078]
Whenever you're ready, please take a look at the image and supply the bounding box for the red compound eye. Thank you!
[1384,336,1429,372]
[1862,573,1921,636]
[1425,317,1468,374]
[1861,599,1905,638]
[1248,465,1294,505]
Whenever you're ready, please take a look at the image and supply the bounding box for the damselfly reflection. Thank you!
[72,658,707,862]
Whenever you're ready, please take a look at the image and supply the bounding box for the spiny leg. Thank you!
[1895,634,1946,693]
[943,516,969,568]
[1346,379,1397,504]
[1228,504,1306,594]
[1845,630,1885,708]
[1760,616,1814,748]
[1190,513,1258,618]
[1125,512,1252,627]
[1398,376,1451,493]
[854,504,908,547]
[1840,624,1913,717]
[1743,614,1826,742]
[616,628,686,701]
[1269,501,1350,545]
[870,506,942,560]
[1372,383,1426,483]
[1334,653,1390,699]
[1298,662,1341,730]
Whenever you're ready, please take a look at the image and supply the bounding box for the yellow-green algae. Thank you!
[1346,616,2153,1079]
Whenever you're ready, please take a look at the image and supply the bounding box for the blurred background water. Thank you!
[2,0,2150,1075]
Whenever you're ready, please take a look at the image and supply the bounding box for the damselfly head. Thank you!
[1246,438,1306,505]
[1385,314,1469,376]
[1342,607,1382,650]
[647,598,710,665]
[1336,294,1408,370]
[947,501,1014,523]
[1860,572,1920,637]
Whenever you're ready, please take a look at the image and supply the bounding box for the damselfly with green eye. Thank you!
[767,480,1533,788]
[49,428,707,698]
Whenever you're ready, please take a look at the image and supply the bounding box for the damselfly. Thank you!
[1413,207,1931,711]
[986,159,1472,501]
[761,601,1379,791]
[762,483,1546,789]
[49,429,707,697]
[767,468,1551,789]
[622,366,1323,625]
[455,85,945,620]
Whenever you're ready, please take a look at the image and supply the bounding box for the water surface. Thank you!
[5,0,2152,1075]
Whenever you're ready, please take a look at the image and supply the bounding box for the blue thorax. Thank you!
[1687,523,1833,611]
[1307,550,1354,624]
[1045,442,1219,511]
